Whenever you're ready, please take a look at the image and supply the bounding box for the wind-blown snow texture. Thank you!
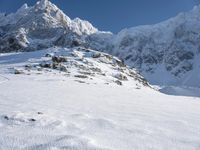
[0,48,200,150]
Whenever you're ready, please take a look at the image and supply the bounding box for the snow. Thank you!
[0,73,200,149]
[160,86,200,97]
[1,0,200,90]
[0,3,31,27]
[113,4,200,45]
[0,47,148,88]
[36,0,49,10]
[0,48,200,150]
[0,0,98,39]
[72,18,98,35]
[100,4,200,89]
[0,1,200,149]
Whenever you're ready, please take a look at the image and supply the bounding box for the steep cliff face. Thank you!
[103,5,200,87]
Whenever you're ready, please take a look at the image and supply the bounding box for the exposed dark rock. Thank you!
[79,71,93,76]
[40,62,51,68]
[54,35,66,46]
[4,115,9,120]
[125,55,132,60]
[52,56,68,63]
[92,52,101,58]
[179,51,194,60]
[114,73,128,81]
[14,69,24,74]
[52,63,58,69]
[8,38,15,44]
[74,75,88,79]
[37,112,43,115]
[90,67,102,73]
[71,40,81,47]
[25,64,32,70]
[114,59,126,67]
[74,80,86,84]
[29,118,36,122]
[59,65,68,72]
[115,80,123,86]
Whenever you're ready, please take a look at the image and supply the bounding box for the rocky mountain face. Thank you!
[0,0,200,87]
[89,5,200,87]
[0,0,98,52]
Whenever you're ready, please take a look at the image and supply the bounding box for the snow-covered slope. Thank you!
[1,1,200,149]
[0,47,149,88]
[105,5,200,88]
[0,48,200,150]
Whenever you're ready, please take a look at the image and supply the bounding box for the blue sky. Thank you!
[0,0,199,33]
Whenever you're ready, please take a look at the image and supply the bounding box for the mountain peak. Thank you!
[0,0,99,52]
[36,0,50,10]
[192,4,200,12]
[17,3,29,12]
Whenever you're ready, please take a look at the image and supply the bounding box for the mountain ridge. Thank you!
[0,0,99,52]
[0,0,200,88]
[107,4,200,87]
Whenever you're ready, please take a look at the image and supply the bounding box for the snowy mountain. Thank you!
[103,6,200,88]
[0,0,98,52]
[1,1,200,149]
[1,0,200,89]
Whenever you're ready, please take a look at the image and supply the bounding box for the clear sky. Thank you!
[0,0,199,33]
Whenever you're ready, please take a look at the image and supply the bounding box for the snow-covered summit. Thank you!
[36,0,49,10]
[0,0,97,33]
[0,0,98,52]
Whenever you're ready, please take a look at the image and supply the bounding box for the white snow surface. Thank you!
[0,1,200,149]
[0,48,200,150]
